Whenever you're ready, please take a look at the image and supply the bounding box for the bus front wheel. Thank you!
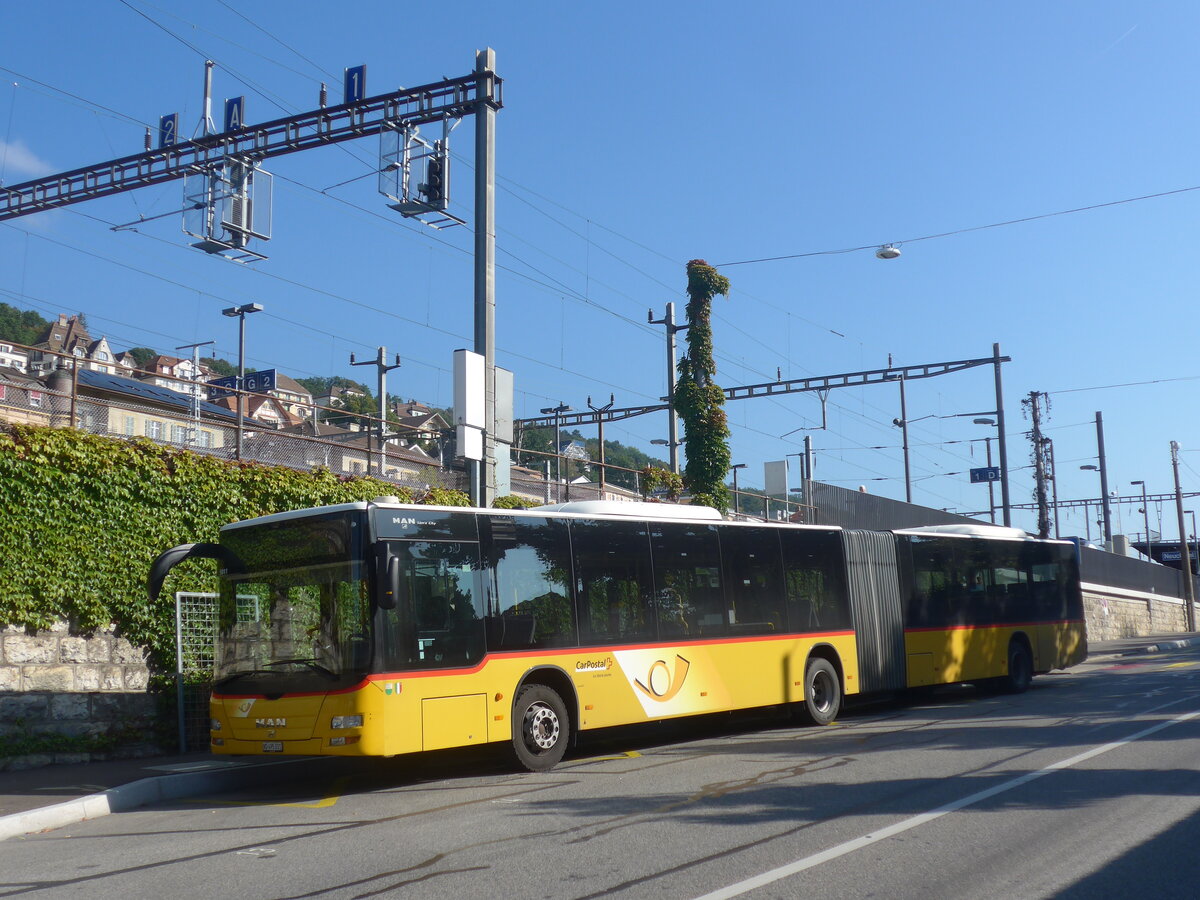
[1004,640,1034,694]
[510,685,570,772]
[802,657,842,726]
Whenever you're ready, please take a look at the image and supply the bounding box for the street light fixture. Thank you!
[730,463,747,516]
[539,403,572,485]
[221,302,263,461]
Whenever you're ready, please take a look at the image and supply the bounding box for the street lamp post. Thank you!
[1094,411,1112,544]
[539,403,572,486]
[1079,464,1113,547]
[730,463,746,516]
[1131,480,1152,558]
[221,303,263,461]
[1046,438,1061,539]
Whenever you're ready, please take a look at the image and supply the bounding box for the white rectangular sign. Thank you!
[763,460,789,498]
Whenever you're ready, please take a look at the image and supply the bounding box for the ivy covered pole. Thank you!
[674,259,732,511]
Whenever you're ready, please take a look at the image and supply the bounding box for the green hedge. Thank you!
[0,424,470,668]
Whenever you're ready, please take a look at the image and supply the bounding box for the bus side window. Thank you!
[650,521,723,637]
[485,515,577,649]
[573,518,655,644]
[718,526,785,635]
[780,530,849,633]
[383,541,484,669]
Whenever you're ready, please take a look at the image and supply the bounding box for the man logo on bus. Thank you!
[634,655,691,702]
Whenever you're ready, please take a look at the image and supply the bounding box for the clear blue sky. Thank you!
[2,2,1198,539]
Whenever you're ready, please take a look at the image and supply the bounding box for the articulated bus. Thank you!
[149,498,1087,771]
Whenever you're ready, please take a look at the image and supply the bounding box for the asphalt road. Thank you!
[3,646,1200,900]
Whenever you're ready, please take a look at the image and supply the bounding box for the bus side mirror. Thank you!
[379,555,401,610]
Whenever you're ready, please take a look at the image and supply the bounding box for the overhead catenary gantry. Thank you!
[1,50,507,506]
[0,67,501,224]
[517,347,1014,524]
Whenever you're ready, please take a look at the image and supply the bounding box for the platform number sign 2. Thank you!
[344,65,366,105]
[159,113,179,149]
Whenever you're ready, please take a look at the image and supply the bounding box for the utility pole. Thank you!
[983,436,997,524]
[474,48,499,507]
[1171,440,1196,631]
[1026,390,1051,539]
[587,394,614,495]
[350,348,401,478]
[1047,438,1060,539]
[648,302,688,474]
[175,340,214,449]
[993,343,1013,526]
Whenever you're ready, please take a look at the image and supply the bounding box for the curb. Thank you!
[1126,636,1200,656]
[0,756,324,842]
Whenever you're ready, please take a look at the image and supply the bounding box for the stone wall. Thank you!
[0,622,162,771]
[1082,585,1192,642]
[1,621,150,692]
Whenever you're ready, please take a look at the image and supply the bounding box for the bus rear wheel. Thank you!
[510,685,570,772]
[801,657,842,726]
[1004,640,1034,694]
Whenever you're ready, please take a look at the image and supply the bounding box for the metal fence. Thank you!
[174,591,218,752]
[1078,544,1194,599]
[803,480,983,530]
[0,347,469,497]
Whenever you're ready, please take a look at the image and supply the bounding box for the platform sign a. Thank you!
[970,466,1001,484]
[344,65,366,105]
[224,96,245,132]
[159,113,179,148]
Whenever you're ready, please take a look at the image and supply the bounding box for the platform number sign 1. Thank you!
[344,65,366,105]
[159,113,179,149]
[224,96,245,133]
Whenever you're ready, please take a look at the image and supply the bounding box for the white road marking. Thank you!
[696,704,1200,899]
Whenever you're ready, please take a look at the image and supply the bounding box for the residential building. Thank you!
[29,314,118,375]
[209,393,304,430]
[0,366,50,426]
[270,373,314,419]
[135,354,213,398]
[71,368,239,449]
[0,341,28,372]
[559,440,589,461]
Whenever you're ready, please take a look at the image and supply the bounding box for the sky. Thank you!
[1,1,1199,540]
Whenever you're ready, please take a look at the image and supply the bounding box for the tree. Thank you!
[0,302,50,346]
[123,347,157,368]
[674,259,732,511]
[201,357,237,377]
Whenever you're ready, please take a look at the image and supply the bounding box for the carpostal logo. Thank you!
[634,654,690,702]
[575,657,614,673]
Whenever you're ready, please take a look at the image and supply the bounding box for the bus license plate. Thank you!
[262,741,283,753]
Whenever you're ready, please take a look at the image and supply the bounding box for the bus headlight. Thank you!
[210,719,222,731]
[331,715,363,729]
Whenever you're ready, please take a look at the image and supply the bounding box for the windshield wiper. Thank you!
[216,660,338,687]
[214,669,279,686]
[263,658,338,678]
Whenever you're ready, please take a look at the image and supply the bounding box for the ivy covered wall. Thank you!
[0,424,469,669]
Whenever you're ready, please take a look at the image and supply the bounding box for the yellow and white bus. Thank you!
[149,499,1086,771]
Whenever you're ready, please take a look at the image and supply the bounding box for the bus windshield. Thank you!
[215,511,370,691]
